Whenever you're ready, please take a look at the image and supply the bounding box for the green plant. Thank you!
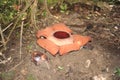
[0,0,18,24]
[26,74,36,80]
[60,3,68,13]
[115,67,120,77]
[41,10,47,17]
[108,0,120,5]
[0,71,15,80]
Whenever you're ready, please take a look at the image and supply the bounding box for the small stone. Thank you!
[92,75,106,80]
[21,69,27,75]
[114,26,118,30]
[85,60,91,68]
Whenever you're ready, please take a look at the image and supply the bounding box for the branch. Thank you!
[2,23,13,32]
[44,0,52,16]
[0,24,6,49]
[20,21,24,59]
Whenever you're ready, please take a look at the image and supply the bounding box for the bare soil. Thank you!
[0,2,120,80]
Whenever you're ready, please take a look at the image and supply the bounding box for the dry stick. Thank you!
[0,59,2,62]
[5,17,20,44]
[0,60,8,64]
[44,0,52,16]
[0,56,11,64]
[20,21,24,59]
[18,0,22,5]
[0,45,3,47]
[2,23,13,32]
[8,60,24,71]
[0,24,6,49]
[45,61,50,69]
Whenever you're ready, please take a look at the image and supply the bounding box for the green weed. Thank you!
[26,74,36,80]
[115,67,120,77]
[0,0,18,24]
[60,3,68,13]
[41,10,47,17]
[0,71,15,80]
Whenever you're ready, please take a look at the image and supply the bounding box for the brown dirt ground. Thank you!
[0,2,120,80]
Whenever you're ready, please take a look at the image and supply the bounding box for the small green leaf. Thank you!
[0,71,15,80]
[26,74,36,80]
[115,67,120,76]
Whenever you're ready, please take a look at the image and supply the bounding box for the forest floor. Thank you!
[0,2,120,80]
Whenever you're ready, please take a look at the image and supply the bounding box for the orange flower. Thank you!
[36,23,91,56]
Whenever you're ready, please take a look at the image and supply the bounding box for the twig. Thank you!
[0,45,3,47]
[20,21,24,59]
[0,60,9,64]
[0,57,11,64]
[5,17,20,44]
[8,60,23,71]
[44,0,53,16]
[45,61,50,69]
[18,0,22,5]
[0,24,6,49]
[0,52,11,64]
[2,23,13,32]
